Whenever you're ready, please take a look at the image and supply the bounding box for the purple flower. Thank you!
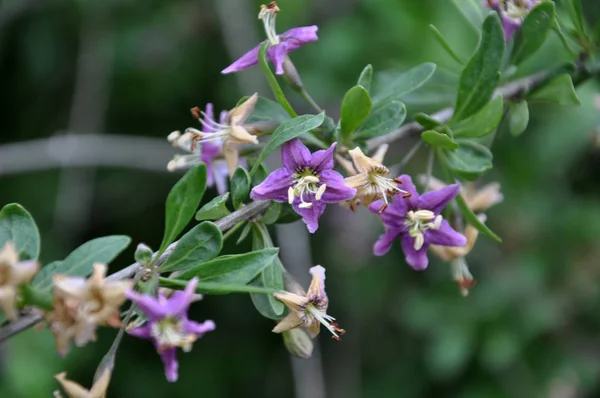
[221,4,318,75]
[126,278,215,382]
[485,0,539,41]
[250,139,356,233]
[168,101,252,195]
[369,175,467,270]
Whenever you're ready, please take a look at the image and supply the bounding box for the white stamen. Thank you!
[306,304,341,338]
[414,232,425,251]
[315,184,326,201]
[167,131,181,143]
[288,187,295,204]
[299,202,313,209]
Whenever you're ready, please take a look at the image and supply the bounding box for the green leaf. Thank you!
[0,204,40,260]
[195,193,231,221]
[158,222,223,273]
[236,223,252,244]
[508,100,529,137]
[159,278,278,295]
[511,2,556,65]
[243,95,291,123]
[231,167,251,209]
[429,24,465,65]
[249,113,325,176]
[414,112,443,130]
[455,193,502,243]
[250,223,285,319]
[451,0,485,32]
[452,95,504,138]
[354,101,406,140]
[529,74,581,105]
[340,85,372,140]
[373,63,437,106]
[421,130,459,150]
[262,202,282,225]
[33,236,131,292]
[445,140,493,180]
[159,164,207,255]
[258,42,297,118]
[175,248,279,285]
[357,64,373,92]
[275,204,302,224]
[248,158,270,186]
[453,14,505,122]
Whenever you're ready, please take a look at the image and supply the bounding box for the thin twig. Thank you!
[0,200,270,342]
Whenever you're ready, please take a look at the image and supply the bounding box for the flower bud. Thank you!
[134,243,154,266]
[282,328,314,359]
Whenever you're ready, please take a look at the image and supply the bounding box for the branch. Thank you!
[0,200,270,342]
[0,134,175,176]
[366,69,550,150]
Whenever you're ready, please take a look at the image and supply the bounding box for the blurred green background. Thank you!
[1,0,600,397]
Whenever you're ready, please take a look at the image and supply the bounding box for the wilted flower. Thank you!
[168,103,230,194]
[54,368,111,398]
[250,139,356,233]
[273,265,345,340]
[419,176,503,213]
[341,145,409,211]
[0,242,39,320]
[177,93,259,177]
[282,328,314,359]
[369,175,467,270]
[46,263,132,356]
[485,0,539,41]
[126,277,215,382]
[222,2,318,75]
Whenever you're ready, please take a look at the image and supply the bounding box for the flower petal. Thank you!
[128,323,153,339]
[319,170,356,203]
[160,348,179,382]
[395,174,419,209]
[268,43,288,75]
[272,311,305,334]
[425,220,467,247]
[184,319,216,337]
[307,265,327,300]
[373,228,402,256]
[126,291,167,320]
[279,26,319,52]
[418,183,460,214]
[166,278,198,316]
[202,103,215,133]
[212,161,229,195]
[401,234,429,270]
[221,43,262,74]
[282,139,311,170]
[309,142,336,173]
[369,199,409,229]
[250,168,293,202]
[292,198,326,233]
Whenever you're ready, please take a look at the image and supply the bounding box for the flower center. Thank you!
[369,168,410,212]
[404,210,443,251]
[288,168,326,209]
[151,316,195,352]
[305,303,345,341]
[502,0,530,19]
[259,2,281,45]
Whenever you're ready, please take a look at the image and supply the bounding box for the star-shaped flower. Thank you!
[273,265,345,340]
[222,2,318,75]
[369,174,467,270]
[341,145,409,211]
[250,139,356,233]
[46,263,133,356]
[180,94,259,177]
[168,103,230,194]
[0,241,39,320]
[126,277,215,382]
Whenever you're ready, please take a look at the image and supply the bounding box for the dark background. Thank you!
[1,0,600,397]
